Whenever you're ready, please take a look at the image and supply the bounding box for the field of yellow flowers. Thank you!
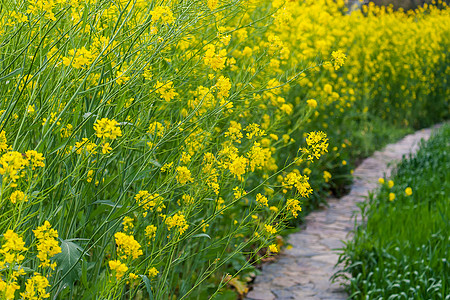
[0,0,448,299]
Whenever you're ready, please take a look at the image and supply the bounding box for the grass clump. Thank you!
[336,124,450,299]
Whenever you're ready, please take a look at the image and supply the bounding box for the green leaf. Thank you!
[192,233,211,239]
[141,275,153,300]
[0,68,23,82]
[54,239,84,290]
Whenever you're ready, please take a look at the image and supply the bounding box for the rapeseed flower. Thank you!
[93,118,122,140]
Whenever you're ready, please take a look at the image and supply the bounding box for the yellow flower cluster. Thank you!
[108,260,128,280]
[93,118,122,140]
[114,232,143,260]
[20,273,50,300]
[165,213,189,235]
[135,191,165,217]
[33,221,61,269]
[301,131,329,161]
[286,199,302,218]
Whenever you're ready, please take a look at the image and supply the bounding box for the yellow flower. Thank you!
[150,6,175,24]
[405,187,412,196]
[0,131,10,152]
[10,190,27,204]
[20,273,50,300]
[135,191,165,217]
[109,260,128,280]
[307,99,317,108]
[93,118,122,139]
[268,244,278,253]
[148,267,159,278]
[255,193,268,207]
[25,150,45,169]
[388,180,394,188]
[102,143,112,154]
[323,171,332,183]
[264,224,277,235]
[33,221,61,269]
[331,50,347,70]
[145,225,157,242]
[165,213,189,235]
[176,166,194,185]
[378,178,385,184]
[114,232,143,260]
[154,80,178,102]
[389,192,396,201]
[286,199,302,218]
[122,217,134,233]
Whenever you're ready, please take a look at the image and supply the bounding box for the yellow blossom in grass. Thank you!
[1,230,28,266]
[86,170,95,183]
[0,131,10,152]
[114,232,143,260]
[150,6,175,24]
[286,199,302,218]
[307,99,317,108]
[10,190,27,204]
[388,180,394,188]
[247,142,271,171]
[342,160,347,166]
[268,244,278,254]
[264,224,277,235]
[109,260,128,280]
[225,121,243,143]
[323,171,332,183]
[135,191,165,217]
[389,192,395,201]
[0,151,29,185]
[378,178,385,184]
[148,121,165,137]
[282,172,313,198]
[148,267,159,278]
[203,44,227,71]
[331,50,347,70]
[102,143,112,154]
[256,193,268,207]
[269,206,279,212]
[301,131,328,161]
[215,76,231,99]
[181,194,195,205]
[33,221,61,269]
[165,212,189,235]
[25,150,45,169]
[20,273,50,300]
[93,118,122,140]
[122,217,134,233]
[228,155,248,179]
[145,225,157,242]
[60,124,73,138]
[75,138,97,155]
[233,187,246,199]
[405,187,412,196]
[154,80,178,102]
[176,166,194,184]
[0,279,20,300]
[244,123,265,139]
[207,0,219,10]
[181,152,191,164]
[160,162,173,172]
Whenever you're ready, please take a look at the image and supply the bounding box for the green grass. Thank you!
[336,124,450,299]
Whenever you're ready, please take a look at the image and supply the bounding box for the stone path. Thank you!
[246,126,440,300]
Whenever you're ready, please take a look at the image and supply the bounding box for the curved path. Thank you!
[246,126,440,300]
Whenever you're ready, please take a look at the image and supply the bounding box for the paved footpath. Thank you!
[246,126,440,300]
